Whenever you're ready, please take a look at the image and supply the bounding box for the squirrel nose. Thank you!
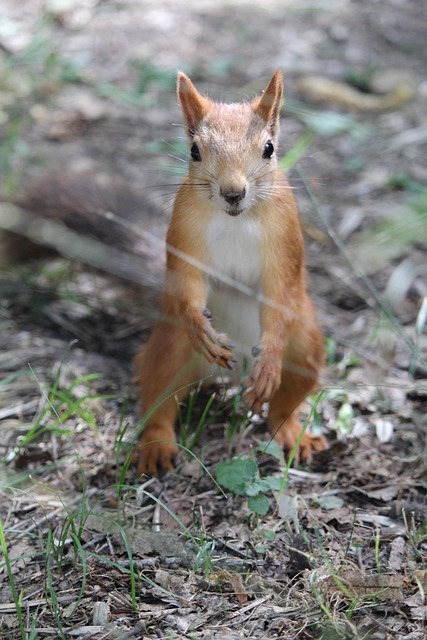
[221,187,246,205]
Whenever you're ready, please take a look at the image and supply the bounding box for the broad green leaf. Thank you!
[245,478,271,497]
[248,494,270,516]
[216,457,258,495]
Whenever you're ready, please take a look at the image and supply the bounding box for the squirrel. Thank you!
[133,69,327,476]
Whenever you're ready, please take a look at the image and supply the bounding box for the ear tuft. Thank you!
[252,69,284,136]
[177,72,210,137]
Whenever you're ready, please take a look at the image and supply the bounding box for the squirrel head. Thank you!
[177,70,285,218]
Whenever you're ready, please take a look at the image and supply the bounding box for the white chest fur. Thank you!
[204,213,262,377]
[205,212,262,288]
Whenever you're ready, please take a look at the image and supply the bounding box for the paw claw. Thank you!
[203,333,234,368]
[242,357,281,411]
[251,344,261,358]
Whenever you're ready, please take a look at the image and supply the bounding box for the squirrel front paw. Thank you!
[242,347,282,412]
[188,310,235,369]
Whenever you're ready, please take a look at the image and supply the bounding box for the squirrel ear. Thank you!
[253,69,284,136]
[177,72,210,137]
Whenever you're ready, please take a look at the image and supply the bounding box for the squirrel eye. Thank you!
[263,141,274,159]
[190,142,202,161]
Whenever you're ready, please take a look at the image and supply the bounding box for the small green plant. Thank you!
[29,374,97,440]
[308,389,355,436]
[45,527,88,630]
[177,383,218,453]
[45,529,67,638]
[113,398,133,494]
[3,362,117,470]
[225,385,247,446]
[35,468,92,629]
[334,399,355,435]
[217,391,326,515]
[374,525,382,576]
[192,533,216,576]
[216,455,273,516]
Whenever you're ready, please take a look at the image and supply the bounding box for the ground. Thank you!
[0,0,426,639]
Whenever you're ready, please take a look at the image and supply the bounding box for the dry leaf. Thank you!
[318,570,405,602]
[388,536,406,572]
[215,570,248,606]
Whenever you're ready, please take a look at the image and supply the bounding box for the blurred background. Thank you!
[0,2,426,638]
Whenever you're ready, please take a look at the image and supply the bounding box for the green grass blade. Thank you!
[0,519,26,640]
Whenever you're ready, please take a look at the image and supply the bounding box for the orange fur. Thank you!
[134,70,326,476]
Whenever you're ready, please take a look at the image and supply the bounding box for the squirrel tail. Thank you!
[0,160,166,290]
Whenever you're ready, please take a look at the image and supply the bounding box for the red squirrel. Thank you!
[134,70,327,476]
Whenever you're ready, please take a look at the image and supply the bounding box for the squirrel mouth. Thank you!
[226,207,243,217]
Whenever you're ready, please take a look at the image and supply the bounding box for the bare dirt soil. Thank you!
[0,1,426,638]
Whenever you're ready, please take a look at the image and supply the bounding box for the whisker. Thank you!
[248,159,264,181]
[167,155,187,164]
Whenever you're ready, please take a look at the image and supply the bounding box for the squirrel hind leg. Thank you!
[267,320,327,463]
[133,323,202,476]
[267,410,327,464]
[133,423,179,477]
